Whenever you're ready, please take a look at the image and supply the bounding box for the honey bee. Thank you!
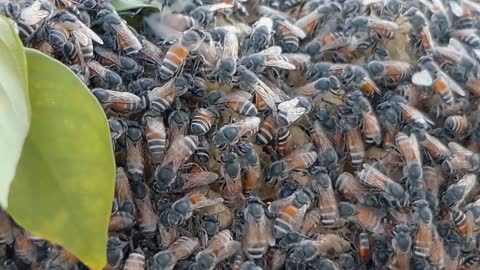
[86,60,122,88]
[256,115,278,145]
[212,117,261,150]
[429,228,445,268]
[291,234,350,262]
[345,15,400,39]
[276,96,313,127]
[268,188,315,238]
[245,17,274,53]
[191,230,241,270]
[443,142,480,174]
[310,119,338,167]
[338,202,389,236]
[357,231,371,262]
[412,199,433,258]
[388,224,412,270]
[105,237,126,270]
[153,135,198,191]
[109,210,135,232]
[341,112,365,169]
[158,42,189,80]
[14,229,37,265]
[451,208,475,245]
[242,197,274,260]
[412,129,450,160]
[191,108,217,136]
[141,78,188,113]
[336,172,369,204]
[367,60,412,87]
[240,46,305,73]
[152,236,199,270]
[131,181,157,237]
[294,75,341,97]
[275,127,294,158]
[0,210,14,245]
[99,11,142,55]
[16,0,54,44]
[235,142,262,195]
[305,32,371,63]
[264,145,317,182]
[441,173,477,208]
[94,46,140,74]
[305,62,348,81]
[126,122,144,181]
[395,132,422,180]
[444,114,470,136]
[403,7,435,56]
[167,192,224,225]
[170,169,218,193]
[220,152,244,207]
[203,91,258,117]
[347,91,381,145]
[397,101,434,130]
[168,109,190,138]
[215,30,238,85]
[114,167,135,215]
[311,167,339,228]
[124,249,145,270]
[190,3,234,27]
[341,65,380,95]
[142,112,167,158]
[356,164,406,206]
[92,88,144,114]
[295,3,341,38]
[423,166,444,213]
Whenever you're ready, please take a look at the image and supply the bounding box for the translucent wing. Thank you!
[276,19,306,38]
[109,20,142,52]
[20,1,50,25]
[161,135,198,172]
[222,31,238,60]
[178,172,218,190]
[264,58,296,70]
[412,70,433,86]
[86,60,108,78]
[218,91,252,103]
[207,3,234,11]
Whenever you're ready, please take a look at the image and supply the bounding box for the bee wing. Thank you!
[409,133,422,165]
[276,19,306,39]
[148,79,177,100]
[448,142,469,155]
[86,60,109,78]
[190,197,224,211]
[95,90,141,104]
[318,37,351,53]
[94,46,122,66]
[268,195,295,215]
[238,116,261,136]
[178,172,218,190]
[215,241,241,263]
[115,167,133,203]
[20,1,50,25]
[399,103,434,126]
[278,99,308,123]
[73,19,103,45]
[257,46,282,56]
[412,70,433,86]
[161,135,198,171]
[222,32,238,60]
[139,39,164,63]
[252,80,281,111]
[206,3,234,11]
[367,17,399,31]
[109,20,142,51]
[263,58,296,70]
[170,237,199,261]
[218,91,252,103]
[439,71,466,97]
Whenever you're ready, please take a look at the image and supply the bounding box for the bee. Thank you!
[215,30,238,85]
[94,46,140,74]
[127,78,155,96]
[203,91,258,117]
[311,168,339,228]
[336,172,369,204]
[131,181,157,237]
[114,167,135,215]
[395,132,422,180]
[388,224,412,270]
[451,208,475,244]
[341,112,365,169]
[16,0,54,44]
[245,17,274,53]
[168,109,190,138]
[295,75,341,97]
[191,108,217,136]
[136,36,164,71]
[357,231,371,262]
[264,145,317,182]
[141,78,188,113]
[125,122,144,181]
[347,91,381,144]
[367,60,413,87]
[152,237,199,270]
[153,135,198,191]
[423,166,444,213]
[403,7,435,55]
[191,230,241,270]
[430,229,445,268]
[237,65,288,112]
[256,115,278,145]
[344,16,400,39]
[109,210,135,232]
[124,249,145,270]
[275,127,294,158]
[465,198,480,224]
[212,117,261,150]
[268,188,315,238]
[242,197,274,260]
[443,142,480,174]
[304,32,370,63]
[0,1,20,19]
[412,199,433,258]
[167,192,224,225]
[240,46,305,73]
[92,88,144,114]
[142,112,167,158]
[105,237,127,270]
[235,142,262,195]
[310,119,338,167]
[0,210,14,245]
[86,60,122,88]
[276,97,313,127]
[412,129,450,160]
[108,118,126,151]
[295,3,341,38]
[292,234,350,262]
[189,3,234,27]
[220,152,244,207]
[356,164,405,206]
[441,173,477,208]
[158,42,189,80]
[341,65,380,96]
[305,62,348,81]
[338,203,388,236]
[99,12,142,55]
[444,114,469,136]
[14,229,37,265]
[169,169,218,193]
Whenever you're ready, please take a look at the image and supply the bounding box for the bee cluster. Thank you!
[3,0,480,269]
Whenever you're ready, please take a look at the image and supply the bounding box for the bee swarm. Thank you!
[3,0,480,269]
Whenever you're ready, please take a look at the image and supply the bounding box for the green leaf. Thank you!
[111,0,159,12]
[7,49,115,270]
[0,16,31,208]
